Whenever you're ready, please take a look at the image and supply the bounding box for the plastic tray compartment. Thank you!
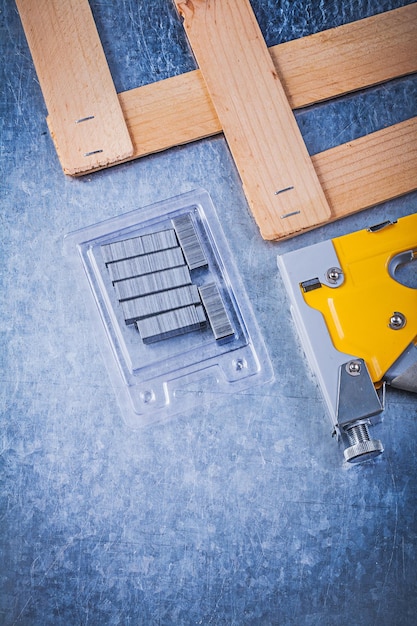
[64,189,273,427]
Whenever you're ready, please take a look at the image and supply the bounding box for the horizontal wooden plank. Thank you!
[271,3,417,108]
[312,117,417,222]
[118,4,417,162]
[118,71,221,157]
[174,0,331,240]
[16,0,133,175]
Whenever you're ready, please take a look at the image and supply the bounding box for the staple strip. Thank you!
[171,213,208,270]
[199,283,234,340]
[136,305,207,344]
[107,247,185,282]
[101,229,178,264]
[114,265,192,301]
[121,284,202,324]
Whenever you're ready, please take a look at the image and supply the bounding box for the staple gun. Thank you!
[277,213,417,463]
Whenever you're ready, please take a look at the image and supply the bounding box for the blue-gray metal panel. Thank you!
[2,1,417,625]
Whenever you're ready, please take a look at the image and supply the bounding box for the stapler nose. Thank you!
[384,343,417,394]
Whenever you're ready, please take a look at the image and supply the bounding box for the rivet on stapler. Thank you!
[278,213,417,463]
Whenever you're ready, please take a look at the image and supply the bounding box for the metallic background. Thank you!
[1,1,417,624]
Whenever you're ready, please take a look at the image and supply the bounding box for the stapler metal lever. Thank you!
[277,213,417,463]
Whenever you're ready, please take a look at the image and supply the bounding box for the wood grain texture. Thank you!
[313,117,417,221]
[16,0,133,175]
[118,72,222,157]
[117,4,417,159]
[174,0,331,240]
[271,3,417,109]
[16,1,417,239]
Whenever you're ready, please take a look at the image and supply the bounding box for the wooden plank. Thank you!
[271,3,417,109]
[118,71,222,158]
[174,0,331,240]
[313,117,417,221]
[16,1,417,238]
[17,2,417,173]
[117,4,417,162]
[16,0,133,175]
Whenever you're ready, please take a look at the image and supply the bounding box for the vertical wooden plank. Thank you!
[16,0,133,175]
[175,0,331,240]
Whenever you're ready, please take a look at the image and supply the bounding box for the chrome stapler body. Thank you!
[277,213,417,463]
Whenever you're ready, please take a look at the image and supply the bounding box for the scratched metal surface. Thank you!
[1,1,417,624]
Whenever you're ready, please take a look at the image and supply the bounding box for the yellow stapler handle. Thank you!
[278,213,417,462]
[303,215,417,387]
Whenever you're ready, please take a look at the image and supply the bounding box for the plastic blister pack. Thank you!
[64,189,273,427]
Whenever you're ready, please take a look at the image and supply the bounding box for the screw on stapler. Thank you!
[277,213,417,464]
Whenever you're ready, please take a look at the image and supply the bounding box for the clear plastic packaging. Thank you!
[64,189,273,427]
